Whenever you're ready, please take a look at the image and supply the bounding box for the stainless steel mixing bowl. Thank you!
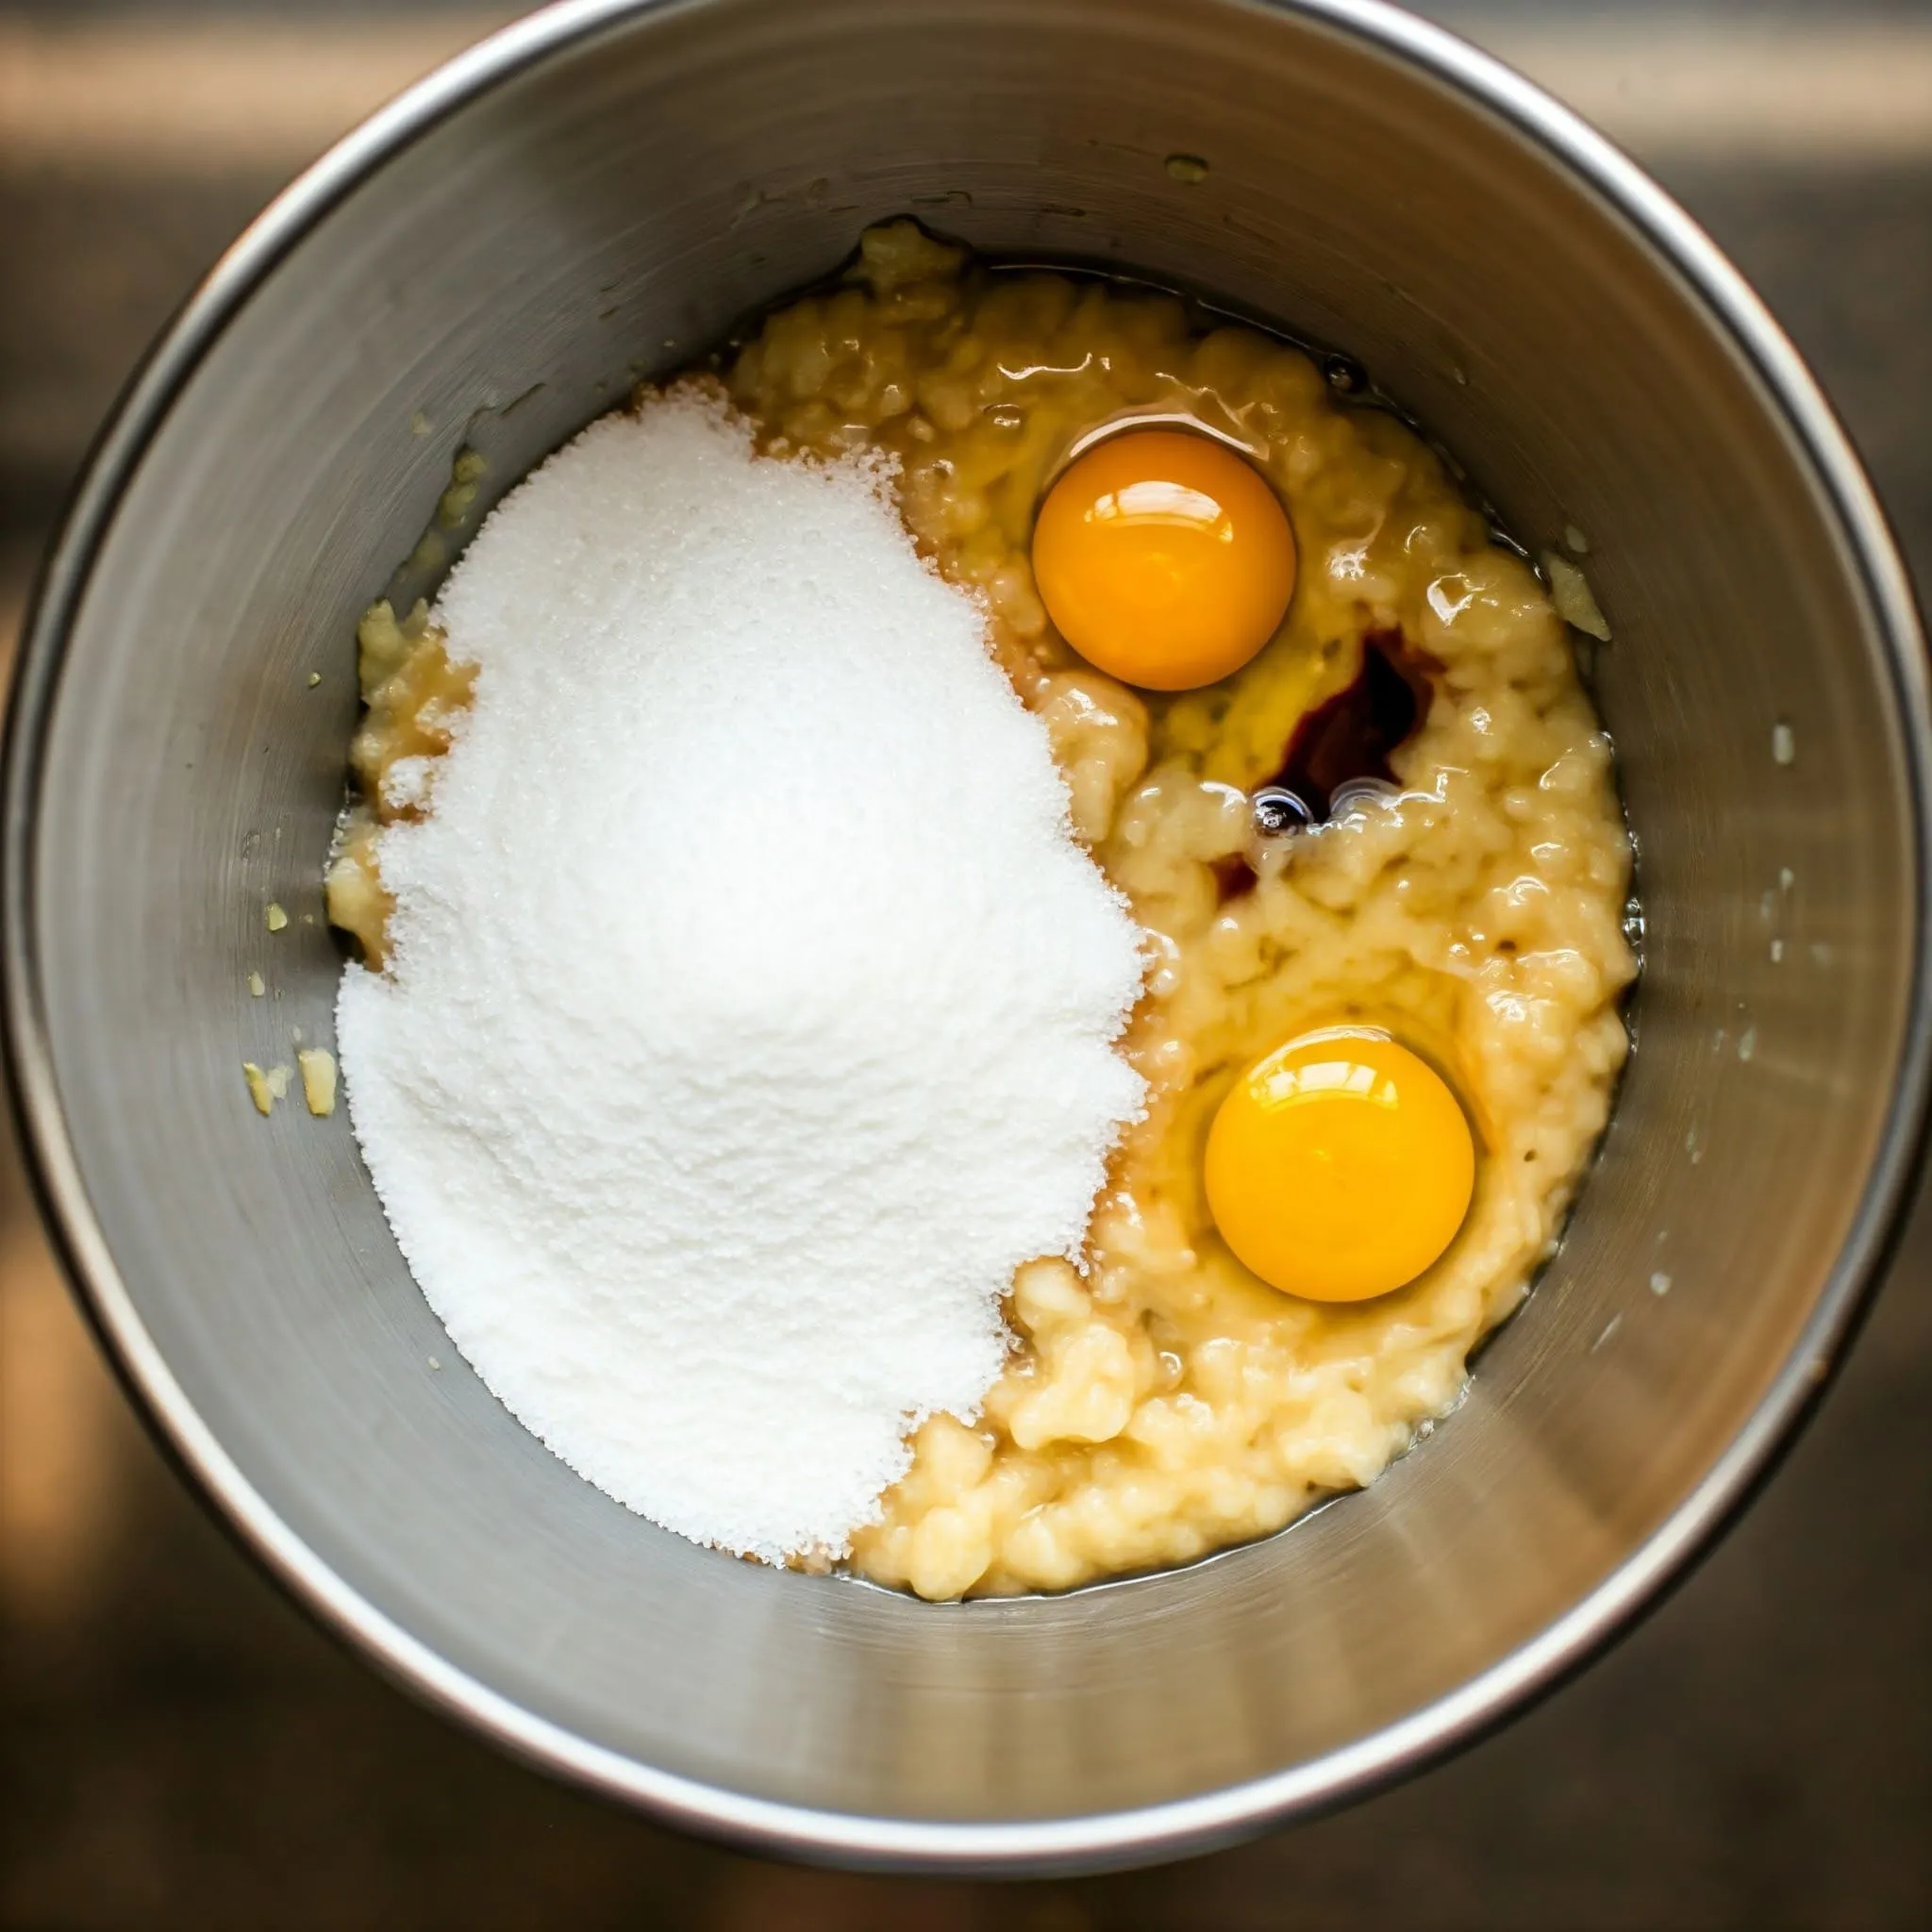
[4,0,1927,1875]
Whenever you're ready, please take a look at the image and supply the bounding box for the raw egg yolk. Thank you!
[1204,1028,1475,1303]
[1031,428,1297,691]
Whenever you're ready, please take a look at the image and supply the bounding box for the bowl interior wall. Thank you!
[21,0,1913,1839]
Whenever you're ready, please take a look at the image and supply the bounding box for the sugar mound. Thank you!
[337,388,1147,1563]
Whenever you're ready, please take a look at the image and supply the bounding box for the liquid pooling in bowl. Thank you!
[324,220,1636,1601]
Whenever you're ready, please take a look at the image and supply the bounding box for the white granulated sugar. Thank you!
[379,756,436,815]
[338,387,1145,1564]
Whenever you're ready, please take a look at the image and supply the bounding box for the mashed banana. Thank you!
[330,222,1633,1600]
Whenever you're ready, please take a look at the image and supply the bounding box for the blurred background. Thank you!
[2,2,1929,1925]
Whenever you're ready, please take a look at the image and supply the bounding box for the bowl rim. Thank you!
[5,0,1929,1876]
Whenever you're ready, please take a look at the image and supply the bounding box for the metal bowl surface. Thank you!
[5,0,1926,1874]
